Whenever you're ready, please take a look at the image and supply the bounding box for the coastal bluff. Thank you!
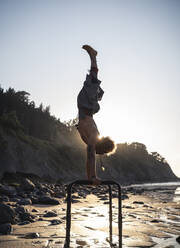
[0,120,178,184]
[0,87,178,184]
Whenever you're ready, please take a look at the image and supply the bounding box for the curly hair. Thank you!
[95,136,116,155]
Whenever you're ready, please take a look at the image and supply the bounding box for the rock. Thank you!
[150,219,160,223]
[0,184,17,196]
[121,194,129,200]
[72,195,80,199]
[37,217,44,221]
[50,219,62,225]
[14,205,26,214]
[10,197,20,202]
[15,206,34,222]
[19,212,34,222]
[32,208,38,212]
[0,196,9,202]
[76,239,87,246]
[133,201,144,204]
[43,211,57,217]
[78,192,86,198]
[0,223,12,235]
[20,178,35,191]
[25,232,40,239]
[37,196,59,205]
[18,221,31,225]
[18,198,32,205]
[71,199,81,203]
[53,192,65,198]
[99,196,108,200]
[176,236,180,244]
[123,205,134,209]
[0,204,16,224]
[30,196,38,204]
[112,193,118,198]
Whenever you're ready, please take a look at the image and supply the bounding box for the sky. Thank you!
[0,0,179,177]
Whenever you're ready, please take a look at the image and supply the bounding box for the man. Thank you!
[77,45,115,184]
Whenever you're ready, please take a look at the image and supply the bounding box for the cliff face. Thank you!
[97,144,178,184]
[0,124,178,184]
[0,87,178,184]
[0,124,86,182]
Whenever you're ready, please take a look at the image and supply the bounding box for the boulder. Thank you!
[0,184,16,196]
[18,221,31,225]
[0,204,16,224]
[0,196,9,203]
[0,223,12,235]
[19,212,34,222]
[14,205,26,215]
[20,178,35,191]
[50,219,62,225]
[43,211,57,217]
[176,236,180,244]
[18,198,32,205]
[25,232,40,239]
[37,196,59,205]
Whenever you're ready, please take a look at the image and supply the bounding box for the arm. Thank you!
[86,144,96,180]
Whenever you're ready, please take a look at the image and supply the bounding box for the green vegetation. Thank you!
[0,86,67,141]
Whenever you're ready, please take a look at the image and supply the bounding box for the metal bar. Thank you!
[108,185,112,245]
[64,179,122,248]
[64,183,72,248]
[118,183,122,248]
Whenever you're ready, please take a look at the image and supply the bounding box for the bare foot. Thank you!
[82,45,97,57]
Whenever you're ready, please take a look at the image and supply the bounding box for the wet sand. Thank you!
[0,185,180,248]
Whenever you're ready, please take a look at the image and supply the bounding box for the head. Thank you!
[95,136,116,155]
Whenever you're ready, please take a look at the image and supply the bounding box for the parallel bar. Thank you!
[118,183,122,248]
[108,185,112,245]
[64,184,72,248]
[64,179,122,248]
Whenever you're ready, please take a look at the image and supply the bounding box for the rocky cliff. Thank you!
[0,122,178,184]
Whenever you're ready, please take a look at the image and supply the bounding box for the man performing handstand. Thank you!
[77,45,115,184]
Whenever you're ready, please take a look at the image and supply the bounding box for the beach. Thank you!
[0,182,180,248]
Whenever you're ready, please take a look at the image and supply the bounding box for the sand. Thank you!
[0,185,180,248]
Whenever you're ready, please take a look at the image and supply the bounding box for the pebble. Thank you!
[133,201,144,204]
[50,219,62,225]
[37,217,44,221]
[121,194,129,200]
[150,219,160,223]
[32,208,38,212]
[25,232,40,239]
[43,211,58,217]
[76,239,88,246]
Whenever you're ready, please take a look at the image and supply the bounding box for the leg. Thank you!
[82,45,98,78]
